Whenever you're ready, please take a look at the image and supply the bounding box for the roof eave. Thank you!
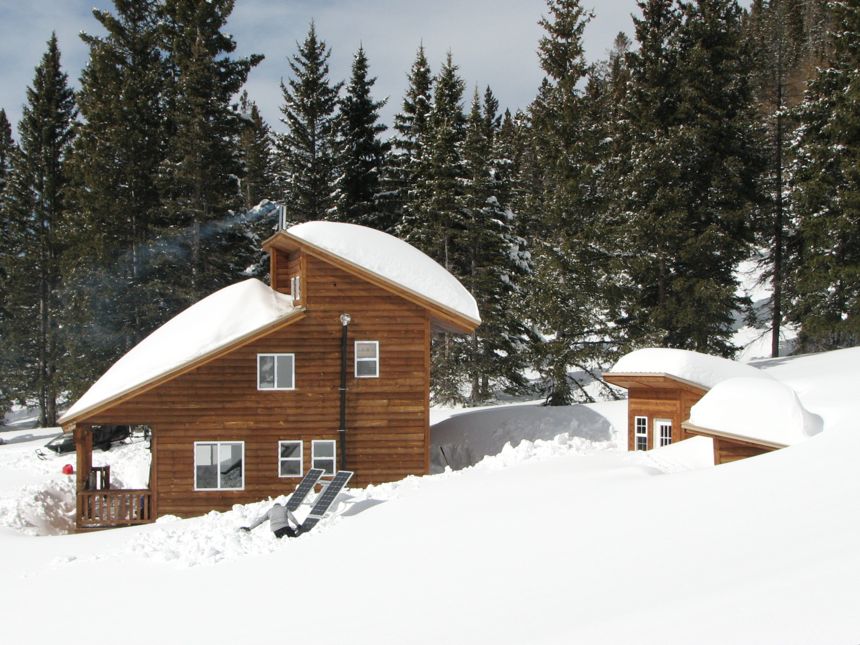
[604,372,709,394]
[682,421,788,450]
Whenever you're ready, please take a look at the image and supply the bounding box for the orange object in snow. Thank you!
[62,464,74,475]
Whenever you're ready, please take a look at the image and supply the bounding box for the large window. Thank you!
[194,442,244,490]
[312,440,336,475]
[278,440,303,477]
[634,416,648,451]
[355,341,379,378]
[258,353,295,390]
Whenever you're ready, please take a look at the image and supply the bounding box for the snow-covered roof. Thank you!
[688,377,823,447]
[286,221,481,324]
[61,279,298,424]
[608,348,771,390]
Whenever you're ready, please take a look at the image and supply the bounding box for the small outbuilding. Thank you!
[59,221,480,529]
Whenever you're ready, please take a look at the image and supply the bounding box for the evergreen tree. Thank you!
[788,0,860,350]
[63,0,167,395]
[158,0,262,307]
[277,22,342,224]
[333,46,388,228]
[384,45,433,234]
[0,108,17,409]
[2,35,76,425]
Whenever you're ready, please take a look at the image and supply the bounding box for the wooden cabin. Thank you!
[682,422,777,464]
[601,373,706,451]
[59,222,480,530]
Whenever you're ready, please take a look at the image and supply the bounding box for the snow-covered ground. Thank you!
[0,349,858,643]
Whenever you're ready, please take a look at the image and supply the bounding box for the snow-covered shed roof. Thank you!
[61,279,300,425]
[606,348,771,391]
[271,221,481,327]
[686,377,823,448]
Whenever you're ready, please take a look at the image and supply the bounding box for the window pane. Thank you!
[280,442,301,459]
[313,458,335,475]
[195,444,218,489]
[276,355,294,389]
[259,355,275,388]
[280,460,302,477]
[313,441,334,458]
[356,342,377,359]
[219,443,243,489]
[356,360,377,377]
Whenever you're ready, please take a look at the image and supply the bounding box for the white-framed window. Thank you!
[278,440,303,477]
[194,441,244,490]
[634,416,648,451]
[258,353,295,390]
[290,275,301,301]
[355,340,379,378]
[656,419,673,447]
[312,440,336,476]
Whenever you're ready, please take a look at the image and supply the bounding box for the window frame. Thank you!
[193,441,245,491]
[257,353,296,391]
[634,416,648,451]
[312,439,337,476]
[655,418,673,448]
[354,340,379,378]
[290,275,301,302]
[278,440,304,478]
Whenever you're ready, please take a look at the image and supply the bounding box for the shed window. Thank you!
[312,440,336,476]
[195,442,244,490]
[656,419,673,447]
[278,440,303,477]
[634,416,648,451]
[258,353,295,390]
[291,275,301,301]
[355,341,379,378]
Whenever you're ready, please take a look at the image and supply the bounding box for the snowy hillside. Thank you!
[1,349,859,644]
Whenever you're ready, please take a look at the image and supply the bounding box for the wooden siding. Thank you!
[712,437,772,464]
[79,253,431,518]
[625,384,706,451]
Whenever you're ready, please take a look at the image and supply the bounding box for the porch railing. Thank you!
[77,489,153,529]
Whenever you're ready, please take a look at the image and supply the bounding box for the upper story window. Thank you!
[258,353,295,390]
[194,441,244,490]
[355,341,379,378]
[278,440,303,477]
[312,440,336,476]
[290,275,301,302]
[634,416,648,451]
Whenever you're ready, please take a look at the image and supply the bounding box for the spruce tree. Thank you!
[333,46,388,228]
[277,22,342,224]
[63,0,167,395]
[2,35,76,425]
[0,108,17,409]
[158,0,262,306]
[788,0,860,350]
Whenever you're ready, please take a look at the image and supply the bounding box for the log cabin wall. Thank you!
[80,252,431,518]
[713,437,772,464]
[626,384,706,450]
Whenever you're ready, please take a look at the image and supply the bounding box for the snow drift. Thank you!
[610,347,771,389]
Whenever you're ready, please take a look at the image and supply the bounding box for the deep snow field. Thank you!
[1,348,859,644]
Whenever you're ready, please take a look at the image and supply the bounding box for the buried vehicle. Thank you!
[42,425,131,455]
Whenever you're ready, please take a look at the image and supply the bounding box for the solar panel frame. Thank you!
[306,470,353,520]
[286,468,325,512]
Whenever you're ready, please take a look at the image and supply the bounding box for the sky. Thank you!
[0,0,644,137]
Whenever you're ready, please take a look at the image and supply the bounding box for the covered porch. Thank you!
[73,424,156,530]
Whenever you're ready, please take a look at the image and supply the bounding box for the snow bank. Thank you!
[288,221,480,322]
[62,279,296,422]
[690,377,823,446]
[610,347,770,389]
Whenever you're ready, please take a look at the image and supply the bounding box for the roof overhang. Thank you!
[603,372,709,396]
[682,421,787,450]
[262,230,480,335]
[59,308,307,429]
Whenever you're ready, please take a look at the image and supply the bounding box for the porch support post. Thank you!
[72,424,92,530]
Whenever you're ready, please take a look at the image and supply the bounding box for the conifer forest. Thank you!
[0,0,857,426]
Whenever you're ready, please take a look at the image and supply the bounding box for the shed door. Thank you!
[655,419,673,448]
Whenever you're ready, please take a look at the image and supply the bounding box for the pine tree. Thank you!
[158,0,262,307]
[63,0,168,395]
[277,22,342,224]
[333,46,388,228]
[788,0,860,350]
[0,108,17,409]
[384,45,433,234]
[2,35,77,425]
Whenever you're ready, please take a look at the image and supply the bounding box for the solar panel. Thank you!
[286,468,325,512]
[297,470,353,535]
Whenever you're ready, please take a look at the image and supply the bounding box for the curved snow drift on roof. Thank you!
[610,348,770,390]
[287,221,481,323]
[62,279,297,423]
[689,377,823,447]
